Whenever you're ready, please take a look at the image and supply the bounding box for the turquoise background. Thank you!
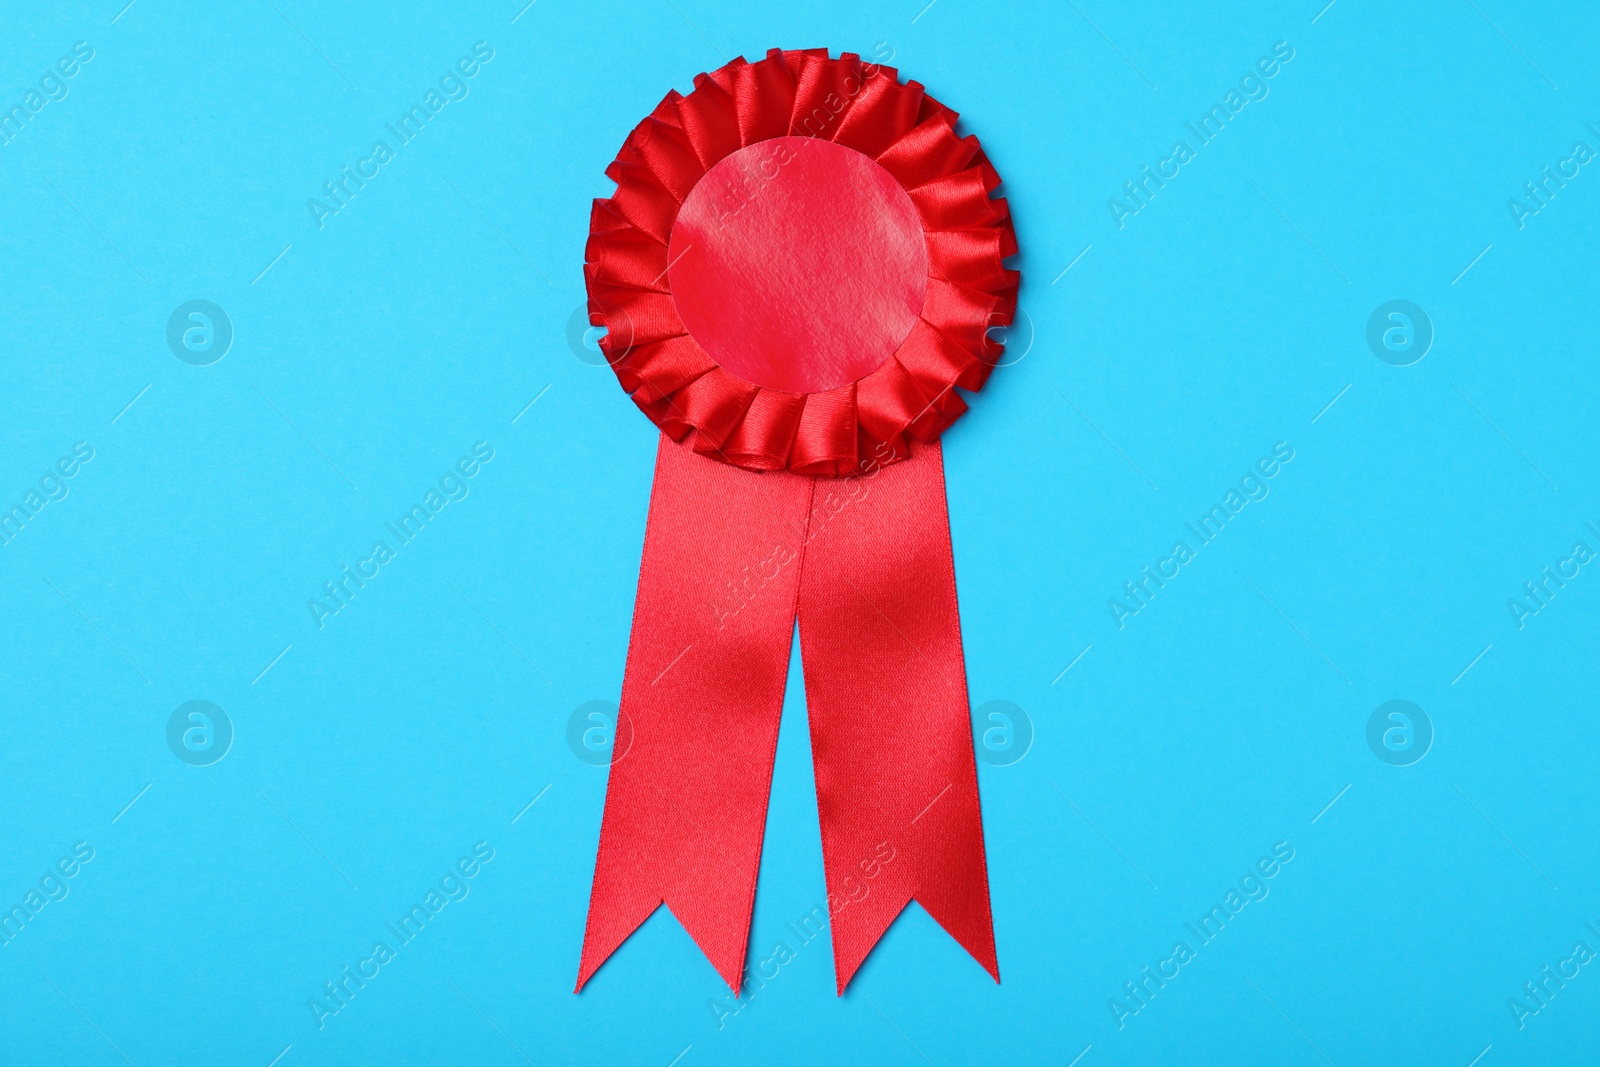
[2,0,1598,1063]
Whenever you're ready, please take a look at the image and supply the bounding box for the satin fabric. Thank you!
[584,48,1019,477]
[577,435,997,995]
[577,47,1015,998]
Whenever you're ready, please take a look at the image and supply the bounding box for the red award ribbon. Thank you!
[578,47,1018,995]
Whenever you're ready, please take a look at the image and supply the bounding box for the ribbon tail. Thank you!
[577,434,815,995]
[797,440,999,994]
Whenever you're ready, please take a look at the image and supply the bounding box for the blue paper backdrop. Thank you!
[2,0,1598,1063]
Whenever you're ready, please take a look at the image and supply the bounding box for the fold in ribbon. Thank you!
[576,434,997,994]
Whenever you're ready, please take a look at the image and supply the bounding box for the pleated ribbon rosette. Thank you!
[578,47,1019,996]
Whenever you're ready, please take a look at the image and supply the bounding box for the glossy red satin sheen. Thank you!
[578,48,1010,999]
[797,435,997,992]
[576,435,813,995]
[668,137,928,394]
[576,435,997,995]
[585,48,1019,476]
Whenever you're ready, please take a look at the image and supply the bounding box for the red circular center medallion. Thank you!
[666,136,929,394]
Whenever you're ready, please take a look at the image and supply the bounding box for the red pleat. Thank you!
[586,285,684,348]
[634,393,692,440]
[916,93,960,129]
[589,199,632,234]
[790,386,858,476]
[675,368,757,450]
[613,335,715,401]
[876,116,979,188]
[920,277,1001,349]
[604,165,678,244]
[675,75,743,169]
[831,68,922,158]
[617,118,705,202]
[789,52,864,138]
[908,388,967,441]
[926,229,1019,292]
[733,51,798,144]
[780,47,829,80]
[910,169,1010,229]
[585,227,670,291]
[896,320,981,395]
[855,357,933,443]
[723,388,805,470]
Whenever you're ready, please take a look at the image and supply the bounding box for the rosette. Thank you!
[577,48,1019,997]
[584,47,1017,475]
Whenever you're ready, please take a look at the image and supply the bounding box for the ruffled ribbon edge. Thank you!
[585,47,1020,477]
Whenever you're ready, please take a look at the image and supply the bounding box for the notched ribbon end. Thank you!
[576,895,752,998]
